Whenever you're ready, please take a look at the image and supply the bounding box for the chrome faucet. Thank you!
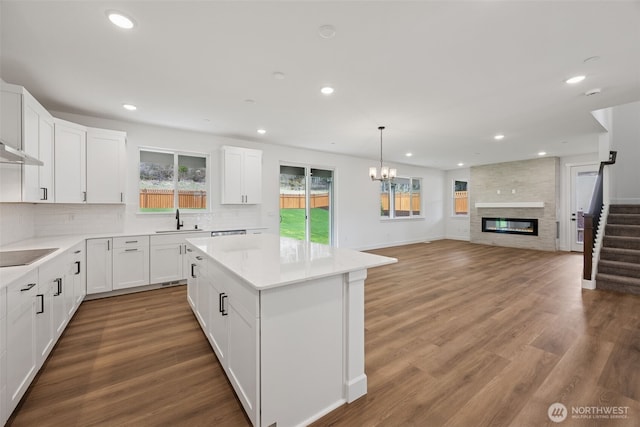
[176,209,184,230]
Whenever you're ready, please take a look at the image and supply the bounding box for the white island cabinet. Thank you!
[186,234,396,427]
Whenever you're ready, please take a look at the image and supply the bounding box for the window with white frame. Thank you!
[139,148,208,213]
[380,177,422,218]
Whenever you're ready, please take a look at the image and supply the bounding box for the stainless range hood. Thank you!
[0,140,44,166]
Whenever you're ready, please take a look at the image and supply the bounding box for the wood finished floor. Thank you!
[8,240,640,427]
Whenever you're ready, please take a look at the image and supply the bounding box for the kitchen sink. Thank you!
[0,248,58,268]
[155,229,202,234]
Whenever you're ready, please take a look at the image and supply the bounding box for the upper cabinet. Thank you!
[220,146,262,204]
[0,81,55,203]
[86,128,126,204]
[54,118,87,203]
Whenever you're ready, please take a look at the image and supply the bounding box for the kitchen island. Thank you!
[185,234,396,427]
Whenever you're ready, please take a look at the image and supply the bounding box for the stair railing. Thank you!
[583,150,617,280]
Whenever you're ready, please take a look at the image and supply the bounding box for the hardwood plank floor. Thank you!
[8,240,640,426]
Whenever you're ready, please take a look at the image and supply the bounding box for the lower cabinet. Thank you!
[6,270,38,416]
[150,232,209,284]
[190,250,259,426]
[86,238,113,294]
[70,242,86,307]
[36,261,57,365]
[112,236,149,290]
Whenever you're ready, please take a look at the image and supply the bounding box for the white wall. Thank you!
[25,111,445,250]
[444,168,470,241]
[608,101,640,204]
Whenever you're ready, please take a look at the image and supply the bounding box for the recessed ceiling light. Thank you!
[565,75,586,84]
[272,72,285,80]
[122,104,137,111]
[244,99,256,104]
[585,88,601,96]
[405,152,413,157]
[318,25,336,39]
[538,151,547,156]
[494,134,505,140]
[457,162,464,167]
[107,11,135,29]
[321,86,334,95]
[257,129,266,135]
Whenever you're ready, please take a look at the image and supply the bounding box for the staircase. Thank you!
[596,204,640,295]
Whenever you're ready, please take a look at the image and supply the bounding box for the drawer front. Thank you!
[113,235,149,249]
[6,269,38,312]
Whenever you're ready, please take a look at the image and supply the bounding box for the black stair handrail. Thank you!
[583,150,617,281]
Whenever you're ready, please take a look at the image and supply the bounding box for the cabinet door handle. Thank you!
[36,294,44,314]
[191,263,196,278]
[107,240,110,251]
[121,192,123,202]
[179,245,182,255]
[125,248,138,252]
[75,261,81,275]
[54,278,62,296]
[83,191,87,202]
[21,283,36,292]
[40,187,47,200]
[221,294,228,316]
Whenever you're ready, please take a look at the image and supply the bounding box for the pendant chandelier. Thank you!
[369,126,397,182]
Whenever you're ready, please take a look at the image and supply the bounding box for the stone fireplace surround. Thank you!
[469,157,559,251]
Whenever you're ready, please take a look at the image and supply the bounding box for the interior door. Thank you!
[279,165,334,245]
[570,164,599,252]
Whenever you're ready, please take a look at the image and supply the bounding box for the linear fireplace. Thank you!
[482,217,538,236]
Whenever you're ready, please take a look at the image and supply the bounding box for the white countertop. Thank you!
[0,227,267,287]
[187,234,397,290]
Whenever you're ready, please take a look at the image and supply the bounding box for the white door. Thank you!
[570,164,599,252]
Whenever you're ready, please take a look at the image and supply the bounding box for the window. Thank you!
[453,180,468,215]
[139,148,208,212]
[380,177,422,219]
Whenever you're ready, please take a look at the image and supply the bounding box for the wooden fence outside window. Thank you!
[455,191,469,214]
[140,189,207,209]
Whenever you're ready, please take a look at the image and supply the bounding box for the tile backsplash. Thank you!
[0,203,36,246]
[1,202,263,246]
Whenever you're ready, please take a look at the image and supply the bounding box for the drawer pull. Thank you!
[125,240,138,244]
[21,283,36,292]
[75,261,81,275]
[54,278,62,296]
[191,263,196,278]
[125,248,138,252]
[220,294,228,316]
[36,294,44,314]
[196,256,203,261]
[74,250,81,254]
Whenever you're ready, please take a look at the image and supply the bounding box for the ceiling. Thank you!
[1,1,639,170]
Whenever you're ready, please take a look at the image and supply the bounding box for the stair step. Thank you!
[605,224,640,237]
[600,247,640,264]
[609,204,640,215]
[598,259,640,279]
[596,273,640,296]
[607,214,640,226]
[602,235,640,250]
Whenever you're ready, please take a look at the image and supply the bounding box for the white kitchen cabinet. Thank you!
[0,81,54,203]
[69,242,86,308]
[191,253,259,425]
[149,232,209,284]
[86,238,113,294]
[6,270,38,416]
[86,128,126,204]
[186,251,200,311]
[54,118,86,203]
[220,146,262,204]
[36,260,58,365]
[112,236,150,290]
